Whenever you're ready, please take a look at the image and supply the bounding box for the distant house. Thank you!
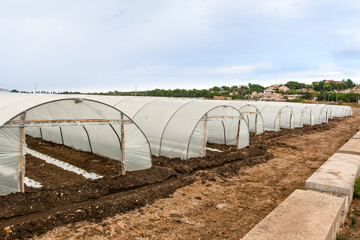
[324,80,339,84]
[270,84,281,89]
[264,88,275,94]
[279,86,289,92]
[238,85,248,88]
[0,88,10,92]
[297,88,309,93]
[284,94,301,100]
[259,93,285,101]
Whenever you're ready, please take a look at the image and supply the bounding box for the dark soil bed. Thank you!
[25,154,87,190]
[26,136,123,177]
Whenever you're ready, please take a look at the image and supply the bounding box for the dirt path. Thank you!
[31,116,360,240]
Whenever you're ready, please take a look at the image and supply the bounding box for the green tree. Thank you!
[248,83,265,93]
[285,81,306,89]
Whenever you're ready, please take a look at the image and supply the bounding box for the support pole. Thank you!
[20,127,24,193]
[221,120,226,145]
[289,113,293,129]
[235,118,241,149]
[120,113,126,175]
[201,114,208,157]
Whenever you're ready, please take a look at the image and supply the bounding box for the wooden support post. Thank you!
[289,113,293,129]
[120,113,126,175]
[20,127,24,193]
[201,114,208,157]
[236,119,241,148]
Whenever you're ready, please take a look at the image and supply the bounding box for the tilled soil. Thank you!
[26,136,123,177]
[25,154,87,190]
[0,116,358,239]
[30,115,360,240]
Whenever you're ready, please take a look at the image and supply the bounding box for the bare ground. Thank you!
[31,115,360,240]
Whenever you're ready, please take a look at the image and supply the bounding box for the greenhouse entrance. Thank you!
[188,105,249,159]
[0,97,152,196]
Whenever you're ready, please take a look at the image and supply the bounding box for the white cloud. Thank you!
[203,62,273,74]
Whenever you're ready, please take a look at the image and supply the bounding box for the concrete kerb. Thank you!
[242,190,345,240]
[305,152,360,214]
[305,131,360,217]
[242,130,360,240]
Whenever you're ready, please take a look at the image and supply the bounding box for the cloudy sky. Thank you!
[0,0,360,92]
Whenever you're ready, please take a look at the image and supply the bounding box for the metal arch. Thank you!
[59,126,64,144]
[238,104,265,133]
[259,104,281,131]
[300,107,312,126]
[185,104,248,159]
[158,100,196,156]
[131,98,162,119]
[112,97,136,108]
[82,126,93,153]
[2,97,153,166]
[221,120,227,145]
[273,105,295,131]
[109,124,123,159]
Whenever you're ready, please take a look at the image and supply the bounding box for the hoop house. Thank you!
[252,103,295,131]
[292,105,314,127]
[226,102,264,134]
[93,97,250,159]
[0,94,152,196]
[330,105,348,117]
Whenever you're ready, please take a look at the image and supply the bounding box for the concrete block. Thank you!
[352,131,360,139]
[305,153,360,196]
[339,138,360,154]
[242,190,345,240]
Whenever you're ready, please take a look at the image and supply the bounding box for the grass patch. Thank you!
[354,177,360,199]
[351,217,357,227]
[337,234,348,240]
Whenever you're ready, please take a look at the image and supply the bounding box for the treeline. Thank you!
[92,83,265,99]
[8,79,359,102]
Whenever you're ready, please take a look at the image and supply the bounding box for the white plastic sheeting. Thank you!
[223,102,264,134]
[250,103,295,131]
[330,105,352,117]
[0,94,152,196]
[90,97,250,159]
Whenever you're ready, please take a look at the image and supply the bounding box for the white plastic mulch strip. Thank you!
[27,149,103,180]
[24,177,43,188]
[206,147,223,152]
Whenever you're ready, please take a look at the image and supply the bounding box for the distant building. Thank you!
[0,88,10,92]
[297,88,309,93]
[238,85,248,88]
[324,80,339,84]
[279,86,289,92]
[284,94,301,100]
[270,84,281,89]
[264,88,275,94]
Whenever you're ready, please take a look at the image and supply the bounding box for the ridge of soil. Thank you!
[0,116,358,239]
